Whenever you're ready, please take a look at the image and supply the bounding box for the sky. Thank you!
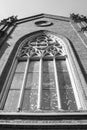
[0,0,87,19]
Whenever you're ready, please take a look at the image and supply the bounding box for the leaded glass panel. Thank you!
[2,32,81,113]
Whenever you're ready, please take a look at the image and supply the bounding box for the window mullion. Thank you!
[17,57,30,111]
[66,58,82,110]
[37,58,43,110]
[0,59,18,109]
[53,58,61,110]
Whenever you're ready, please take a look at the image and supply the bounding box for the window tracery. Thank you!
[18,34,65,58]
[0,31,86,113]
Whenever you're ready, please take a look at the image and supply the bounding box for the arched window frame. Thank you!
[0,30,87,115]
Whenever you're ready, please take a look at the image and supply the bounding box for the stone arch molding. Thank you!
[0,30,87,112]
[14,30,87,111]
[14,30,87,110]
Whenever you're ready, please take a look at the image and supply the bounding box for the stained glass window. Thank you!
[1,31,84,113]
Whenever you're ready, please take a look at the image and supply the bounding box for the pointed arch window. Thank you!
[0,31,86,113]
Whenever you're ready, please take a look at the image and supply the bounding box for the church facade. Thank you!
[0,13,87,129]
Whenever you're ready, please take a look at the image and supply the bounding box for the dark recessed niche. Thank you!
[35,20,53,27]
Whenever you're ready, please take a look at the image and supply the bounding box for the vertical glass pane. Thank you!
[41,89,58,111]
[4,61,26,111]
[22,60,39,112]
[56,60,77,111]
[10,73,24,89]
[25,72,39,89]
[16,61,26,72]
[28,61,39,72]
[56,60,67,72]
[22,89,38,112]
[43,60,54,72]
[4,90,20,112]
[43,72,55,89]
[41,60,58,111]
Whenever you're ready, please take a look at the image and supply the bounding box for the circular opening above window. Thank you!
[35,20,53,27]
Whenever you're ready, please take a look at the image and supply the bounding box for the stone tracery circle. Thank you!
[18,33,65,58]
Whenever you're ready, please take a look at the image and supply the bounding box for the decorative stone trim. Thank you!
[35,20,53,27]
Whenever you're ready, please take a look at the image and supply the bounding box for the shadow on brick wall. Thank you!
[68,39,87,83]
